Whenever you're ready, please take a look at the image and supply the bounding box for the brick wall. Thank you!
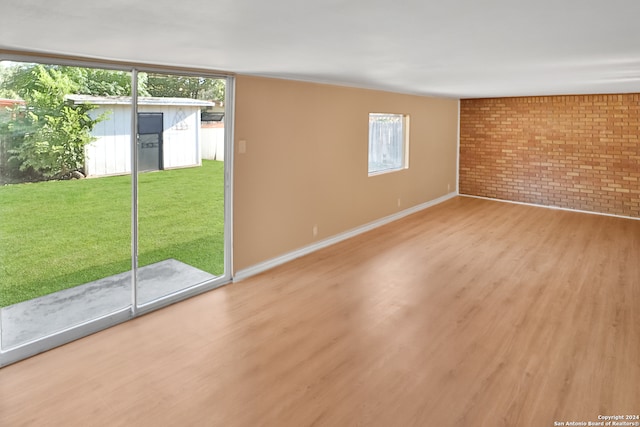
[459,94,640,218]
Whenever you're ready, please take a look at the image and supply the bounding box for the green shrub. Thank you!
[1,65,104,181]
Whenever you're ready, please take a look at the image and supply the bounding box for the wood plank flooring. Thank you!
[1,196,639,426]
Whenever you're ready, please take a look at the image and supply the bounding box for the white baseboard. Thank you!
[233,192,457,282]
[460,194,640,221]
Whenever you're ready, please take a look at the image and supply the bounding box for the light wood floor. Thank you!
[1,196,639,426]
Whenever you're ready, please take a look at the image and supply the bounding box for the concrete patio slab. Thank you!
[1,259,216,349]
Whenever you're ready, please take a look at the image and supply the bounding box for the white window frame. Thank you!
[368,113,410,176]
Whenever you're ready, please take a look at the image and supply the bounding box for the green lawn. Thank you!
[0,160,225,307]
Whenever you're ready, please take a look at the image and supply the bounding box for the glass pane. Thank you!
[0,61,132,349]
[136,72,225,305]
[368,113,405,174]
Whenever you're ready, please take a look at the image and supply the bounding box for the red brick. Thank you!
[459,94,640,217]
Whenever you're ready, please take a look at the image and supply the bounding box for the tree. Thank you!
[1,64,105,180]
[0,64,19,99]
[146,73,225,101]
[66,67,136,96]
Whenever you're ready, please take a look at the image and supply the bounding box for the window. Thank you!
[368,113,409,175]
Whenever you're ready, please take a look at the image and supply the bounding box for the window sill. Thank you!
[368,166,407,177]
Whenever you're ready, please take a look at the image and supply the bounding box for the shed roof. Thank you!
[65,95,215,107]
[0,98,25,108]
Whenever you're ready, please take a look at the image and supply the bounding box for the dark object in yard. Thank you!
[71,170,85,179]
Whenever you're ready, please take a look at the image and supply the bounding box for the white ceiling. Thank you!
[1,0,639,98]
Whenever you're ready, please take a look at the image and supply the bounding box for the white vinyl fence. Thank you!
[201,126,225,161]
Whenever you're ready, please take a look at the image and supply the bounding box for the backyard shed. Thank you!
[66,95,215,177]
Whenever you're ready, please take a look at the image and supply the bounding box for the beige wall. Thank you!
[233,76,459,272]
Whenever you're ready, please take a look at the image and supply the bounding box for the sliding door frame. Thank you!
[0,51,234,366]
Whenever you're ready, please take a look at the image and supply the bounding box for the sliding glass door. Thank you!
[135,72,227,307]
[0,60,134,355]
[0,57,232,366]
